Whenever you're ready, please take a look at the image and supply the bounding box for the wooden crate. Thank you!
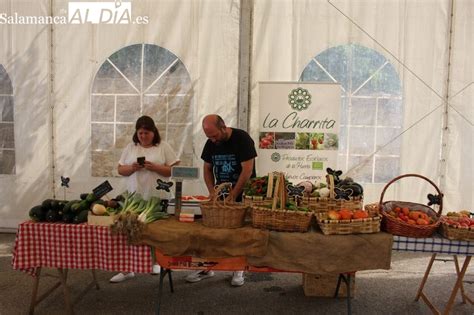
[87,212,117,226]
[302,273,355,298]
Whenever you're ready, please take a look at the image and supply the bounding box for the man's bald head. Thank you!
[202,114,229,144]
[203,114,226,129]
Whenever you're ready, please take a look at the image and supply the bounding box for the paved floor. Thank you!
[1,232,473,314]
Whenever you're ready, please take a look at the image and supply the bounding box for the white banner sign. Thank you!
[257,82,341,184]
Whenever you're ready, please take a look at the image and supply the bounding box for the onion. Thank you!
[92,203,107,215]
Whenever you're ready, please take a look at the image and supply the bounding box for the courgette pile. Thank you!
[28,193,102,224]
[28,191,168,227]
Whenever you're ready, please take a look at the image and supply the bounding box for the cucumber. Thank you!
[73,210,89,224]
[86,193,98,203]
[46,209,60,222]
[29,205,46,222]
[41,199,53,211]
[79,200,90,211]
[71,201,82,213]
[62,212,75,224]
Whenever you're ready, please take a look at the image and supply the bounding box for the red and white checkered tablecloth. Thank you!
[11,221,153,276]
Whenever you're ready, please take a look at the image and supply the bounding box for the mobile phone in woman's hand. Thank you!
[137,156,145,166]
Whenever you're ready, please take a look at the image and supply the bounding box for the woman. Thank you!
[110,115,180,283]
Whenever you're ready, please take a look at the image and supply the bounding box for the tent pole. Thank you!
[439,0,455,197]
[49,0,57,199]
[237,0,253,131]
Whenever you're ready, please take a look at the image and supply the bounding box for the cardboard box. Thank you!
[87,212,117,226]
[302,273,355,298]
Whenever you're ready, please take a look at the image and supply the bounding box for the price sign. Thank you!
[171,166,200,181]
[92,180,113,199]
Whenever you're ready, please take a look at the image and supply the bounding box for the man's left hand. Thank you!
[225,192,236,202]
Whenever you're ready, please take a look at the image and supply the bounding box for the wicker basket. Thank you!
[379,174,442,238]
[200,183,248,229]
[252,207,313,232]
[251,173,313,232]
[364,203,381,217]
[301,175,363,213]
[302,196,363,213]
[439,217,474,241]
[316,212,380,235]
[243,195,273,207]
[243,173,286,208]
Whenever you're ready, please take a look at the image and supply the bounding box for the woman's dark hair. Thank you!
[132,115,161,145]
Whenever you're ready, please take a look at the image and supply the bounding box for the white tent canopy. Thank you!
[0,0,472,230]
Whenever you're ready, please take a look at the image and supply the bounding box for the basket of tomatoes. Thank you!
[316,207,381,235]
[379,174,442,238]
[439,211,474,241]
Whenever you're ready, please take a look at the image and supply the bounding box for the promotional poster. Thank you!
[257,82,341,184]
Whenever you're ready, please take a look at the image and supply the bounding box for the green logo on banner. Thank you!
[271,152,281,162]
[289,88,311,111]
[312,161,323,170]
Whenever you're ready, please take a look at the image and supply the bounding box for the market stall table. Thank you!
[140,219,393,314]
[141,219,393,274]
[11,221,153,314]
[12,218,394,314]
[393,235,473,314]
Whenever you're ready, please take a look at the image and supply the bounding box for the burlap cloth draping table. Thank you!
[141,219,269,258]
[140,219,393,274]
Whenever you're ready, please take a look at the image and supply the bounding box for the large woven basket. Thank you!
[302,196,363,213]
[200,183,248,229]
[243,173,288,208]
[364,203,382,217]
[243,195,273,207]
[379,174,442,238]
[252,206,313,232]
[301,175,363,213]
[439,217,474,241]
[316,212,380,235]
[251,173,313,232]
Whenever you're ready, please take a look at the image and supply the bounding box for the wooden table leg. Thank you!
[29,268,100,314]
[453,255,473,305]
[453,256,467,304]
[442,256,472,315]
[57,268,74,315]
[29,269,64,314]
[416,253,437,301]
[29,268,42,315]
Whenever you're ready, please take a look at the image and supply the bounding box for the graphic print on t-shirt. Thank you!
[212,154,240,184]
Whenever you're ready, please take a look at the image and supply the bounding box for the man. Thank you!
[185,114,257,286]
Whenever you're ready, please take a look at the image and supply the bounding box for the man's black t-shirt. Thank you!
[201,128,257,187]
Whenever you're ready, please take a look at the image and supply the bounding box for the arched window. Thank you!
[300,44,402,183]
[91,44,194,177]
[0,65,15,174]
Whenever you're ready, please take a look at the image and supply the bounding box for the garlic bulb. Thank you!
[319,187,330,198]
